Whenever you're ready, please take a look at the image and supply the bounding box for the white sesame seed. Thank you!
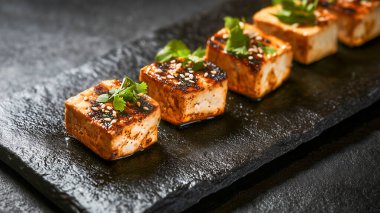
[248,56,254,60]
[185,73,189,76]
[104,118,111,122]
[189,70,194,73]
[143,107,149,111]
[91,107,99,111]
[222,34,229,39]
[113,111,117,116]
[210,70,217,74]
[204,72,209,77]
[248,48,254,52]
[256,36,263,41]
[106,106,113,110]
[104,110,109,113]
[156,69,163,73]
[189,80,195,83]
[258,48,263,54]
[189,74,194,79]
[180,74,185,78]
[176,63,182,69]
[138,93,144,96]
[100,104,105,109]
[83,96,88,101]
[161,76,167,79]
[170,60,176,63]
[111,119,117,124]
[184,77,190,81]
[257,54,263,58]
[137,101,141,107]
[167,75,174,79]
[101,109,105,112]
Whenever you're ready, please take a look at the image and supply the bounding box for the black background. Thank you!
[0,0,379,212]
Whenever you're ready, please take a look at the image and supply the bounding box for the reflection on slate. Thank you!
[187,101,380,213]
[0,0,379,212]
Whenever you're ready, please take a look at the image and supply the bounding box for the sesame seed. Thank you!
[204,72,209,77]
[111,119,117,124]
[101,109,105,112]
[248,56,254,60]
[210,70,217,74]
[258,48,263,54]
[167,75,174,79]
[180,74,185,78]
[91,107,99,111]
[189,74,194,79]
[104,110,109,113]
[189,70,194,73]
[257,54,263,58]
[156,69,163,73]
[189,80,195,83]
[104,118,111,122]
[256,36,263,41]
[176,63,182,69]
[222,34,229,39]
[106,106,113,110]
[137,101,141,107]
[143,107,149,111]
[184,77,190,81]
[161,76,167,79]
[185,73,189,76]
[100,104,105,109]
[248,48,254,52]
[112,111,117,116]
[170,60,176,63]
[83,96,88,101]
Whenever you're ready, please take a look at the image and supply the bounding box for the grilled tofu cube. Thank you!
[140,60,227,125]
[65,80,161,160]
[320,0,380,47]
[206,24,293,100]
[253,6,338,64]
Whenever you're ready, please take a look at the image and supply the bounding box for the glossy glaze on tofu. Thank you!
[140,60,228,125]
[65,80,161,160]
[320,0,380,46]
[254,6,337,64]
[206,24,293,100]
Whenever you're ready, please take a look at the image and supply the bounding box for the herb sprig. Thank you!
[224,17,250,56]
[272,0,319,25]
[96,76,147,112]
[258,42,277,56]
[155,40,206,71]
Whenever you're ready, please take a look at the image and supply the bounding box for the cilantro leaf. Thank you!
[224,17,250,57]
[155,40,191,63]
[155,40,206,71]
[135,82,148,94]
[95,75,148,112]
[258,42,277,56]
[113,95,126,111]
[273,0,318,25]
[96,94,109,103]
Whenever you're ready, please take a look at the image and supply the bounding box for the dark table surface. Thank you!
[0,0,379,212]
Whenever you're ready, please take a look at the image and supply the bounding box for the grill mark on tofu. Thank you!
[85,81,157,131]
[320,0,379,16]
[142,60,226,94]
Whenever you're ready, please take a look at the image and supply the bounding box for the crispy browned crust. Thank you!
[140,61,228,125]
[320,0,380,46]
[65,80,161,160]
[206,24,293,99]
[253,7,337,64]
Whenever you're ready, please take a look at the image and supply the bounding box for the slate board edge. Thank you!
[147,87,380,212]
[0,0,379,212]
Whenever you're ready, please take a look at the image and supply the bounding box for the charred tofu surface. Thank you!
[206,24,293,100]
[140,60,227,125]
[320,0,380,46]
[254,6,337,64]
[65,80,161,160]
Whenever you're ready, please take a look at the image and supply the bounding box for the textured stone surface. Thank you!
[187,101,380,212]
[0,0,379,212]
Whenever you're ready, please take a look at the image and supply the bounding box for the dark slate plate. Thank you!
[0,0,379,212]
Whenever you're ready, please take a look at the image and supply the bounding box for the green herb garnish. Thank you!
[272,0,319,25]
[224,17,250,57]
[96,76,147,112]
[155,40,206,71]
[258,42,277,56]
